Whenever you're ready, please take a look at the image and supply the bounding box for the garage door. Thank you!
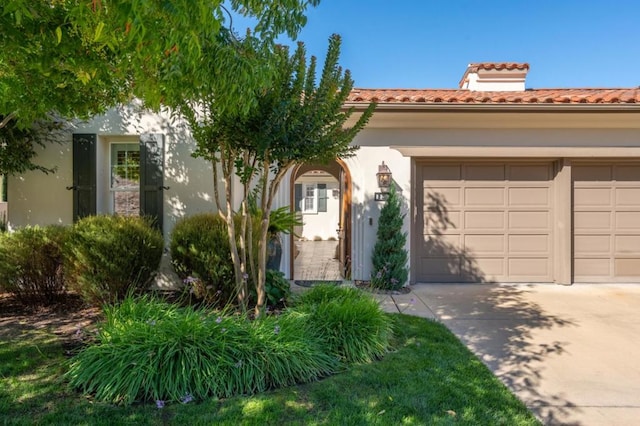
[417,162,554,283]
[573,163,640,282]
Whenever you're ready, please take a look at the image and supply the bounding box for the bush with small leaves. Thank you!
[170,213,236,305]
[0,225,68,306]
[65,215,163,305]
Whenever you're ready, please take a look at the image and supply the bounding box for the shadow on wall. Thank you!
[421,190,489,283]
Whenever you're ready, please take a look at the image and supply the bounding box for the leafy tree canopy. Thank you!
[0,0,320,128]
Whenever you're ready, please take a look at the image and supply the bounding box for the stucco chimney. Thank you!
[459,62,529,91]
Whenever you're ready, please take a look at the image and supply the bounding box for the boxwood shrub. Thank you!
[65,215,163,305]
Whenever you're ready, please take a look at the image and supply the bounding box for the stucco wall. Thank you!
[295,175,339,241]
[8,103,218,239]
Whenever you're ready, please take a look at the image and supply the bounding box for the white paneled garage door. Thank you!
[416,162,554,283]
[573,163,640,282]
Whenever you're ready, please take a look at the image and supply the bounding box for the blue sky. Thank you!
[237,0,640,89]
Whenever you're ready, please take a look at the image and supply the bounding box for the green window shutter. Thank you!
[317,183,327,212]
[294,184,302,212]
[140,134,165,231]
[72,134,96,221]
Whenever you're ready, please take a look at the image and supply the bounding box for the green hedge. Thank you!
[0,225,68,305]
[65,215,163,305]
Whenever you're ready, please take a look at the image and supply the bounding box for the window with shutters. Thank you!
[110,143,140,216]
[303,183,316,213]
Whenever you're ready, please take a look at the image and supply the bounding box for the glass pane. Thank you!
[111,143,140,189]
[113,191,140,217]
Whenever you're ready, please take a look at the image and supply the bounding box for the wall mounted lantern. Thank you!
[376,161,392,191]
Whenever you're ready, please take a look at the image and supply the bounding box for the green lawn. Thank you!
[0,314,539,425]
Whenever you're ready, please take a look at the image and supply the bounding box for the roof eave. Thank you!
[343,102,640,112]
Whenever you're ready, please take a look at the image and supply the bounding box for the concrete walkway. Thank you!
[368,283,640,426]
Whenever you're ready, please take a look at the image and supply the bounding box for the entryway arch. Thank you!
[289,158,352,282]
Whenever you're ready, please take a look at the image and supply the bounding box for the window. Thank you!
[303,183,316,213]
[110,143,140,216]
[295,182,327,214]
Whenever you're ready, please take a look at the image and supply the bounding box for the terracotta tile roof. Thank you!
[466,62,530,72]
[347,88,640,105]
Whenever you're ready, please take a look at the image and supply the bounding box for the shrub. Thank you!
[170,213,235,305]
[65,215,163,305]
[250,269,291,308]
[296,285,393,363]
[67,296,338,405]
[370,185,408,290]
[0,225,68,305]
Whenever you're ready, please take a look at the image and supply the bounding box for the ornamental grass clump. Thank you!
[67,296,338,405]
[296,285,393,364]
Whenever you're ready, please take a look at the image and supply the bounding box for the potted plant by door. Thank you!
[266,206,302,270]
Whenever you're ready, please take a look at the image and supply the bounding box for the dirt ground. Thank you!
[0,292,102,342]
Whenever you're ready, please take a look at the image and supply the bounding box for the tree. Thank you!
[370,185,408,290]
[180,34,375,315]
[0,0,319,179]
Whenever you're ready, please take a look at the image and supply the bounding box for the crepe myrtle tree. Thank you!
[181,34,375,316]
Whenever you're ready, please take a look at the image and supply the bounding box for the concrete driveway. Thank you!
[409,283,640,426]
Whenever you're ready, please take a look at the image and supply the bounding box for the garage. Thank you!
[573,163,640,282]
[416,161,554,283]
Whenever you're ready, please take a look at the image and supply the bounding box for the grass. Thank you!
[0,314,540,425]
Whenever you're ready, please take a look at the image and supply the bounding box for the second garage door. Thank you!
[416,162,554,283]
[573,163,640,282]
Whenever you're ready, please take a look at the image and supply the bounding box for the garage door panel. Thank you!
[616,212,640,230]
[509,234,549,255]
[423,165,461,180]
[574,258,611,277]
[465,211,505,229]
[508,258,550,278]
[509,164,551,181]
[573,165,612,181]
[420,235,461,253]
[615,188,640,206]
[574,235,611,254]
[474,258,505,277]
[465,187,504,207]
[508,211,550,230]
[464,234,504,254]
[509,187,550,207]
[574,187,611,206]
[616,259,640,276]
[425,187,461,207]
[574,211,611,231]
[425,210,461,233]
[465,164,505,180]
[615,165,640,181]
[614,236,640,254]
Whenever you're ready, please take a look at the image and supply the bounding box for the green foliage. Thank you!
[66,296,338,405]
[268,205,303,236]
[296,285,393,363]
[0,225,68,306]
[1,0,319,129]
[263,269,292,307]
[170,213,235,305]
[184,33,375,313]
[65,215,163,306]
[371,186,409,290]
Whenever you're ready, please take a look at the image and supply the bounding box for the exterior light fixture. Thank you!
[376,161,392,191]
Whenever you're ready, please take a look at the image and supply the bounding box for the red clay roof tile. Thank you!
[347,88,640,105]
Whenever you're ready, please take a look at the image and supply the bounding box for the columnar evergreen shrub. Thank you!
[169,213,235,305]
[370,186,408,290]
[0,225,68,305]
[65,215,163,305]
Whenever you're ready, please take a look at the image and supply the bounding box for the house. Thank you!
[8,63,640,285]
